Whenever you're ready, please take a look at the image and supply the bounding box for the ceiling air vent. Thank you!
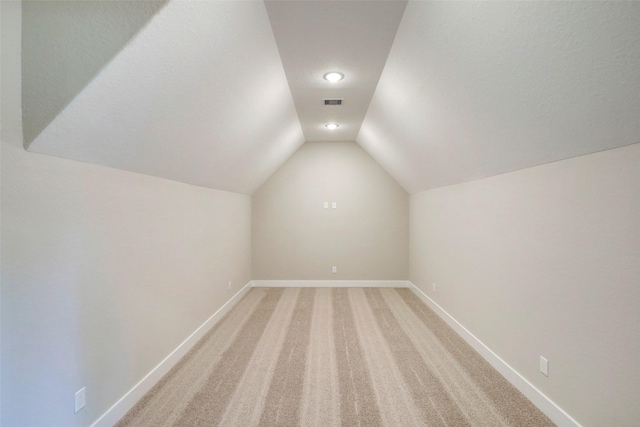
[323,98,343,106]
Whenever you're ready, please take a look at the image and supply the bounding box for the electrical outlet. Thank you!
[332,202,337,209]
[75,387,86,413]
[332,266,337,274]
[540,356,549,377]
[228,281,232,290]
[323,202,329,209]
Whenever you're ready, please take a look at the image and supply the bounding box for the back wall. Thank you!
[252,142,408,280]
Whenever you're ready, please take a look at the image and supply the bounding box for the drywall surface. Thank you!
[265,0,406,142]
[26,0,303,195]
[1,141,251,426]
[410,144,640,426]
[360,1,640,193]
[3,7,251,424]
[3,16,252,420]
[0,4,4,422]
[1,3,23,423]
[253,142,408,280]
[22,0,167,145]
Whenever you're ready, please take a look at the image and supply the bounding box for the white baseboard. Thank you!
[251,280,410,288]
[89,280,579,427]
[90,282,253,427]
[407,282,582,427]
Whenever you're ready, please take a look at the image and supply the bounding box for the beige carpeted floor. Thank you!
[116,287,555,426]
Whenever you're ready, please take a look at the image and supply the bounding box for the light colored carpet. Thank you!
[116,288,555,426]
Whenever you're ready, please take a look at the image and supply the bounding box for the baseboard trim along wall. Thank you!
[90,282,253,427]
[90,280,579,427]
[407,282,582,427]
[251,280,410,288]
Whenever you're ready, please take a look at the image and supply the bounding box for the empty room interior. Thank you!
[1,1,639,426]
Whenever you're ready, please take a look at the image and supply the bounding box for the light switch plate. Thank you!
[75,387,86,413]
[540,356,549,377]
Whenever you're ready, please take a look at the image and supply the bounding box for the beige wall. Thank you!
[410,143,640,426]
[253,142,409,280]
[1,142,252,427]
[1,5,251,424]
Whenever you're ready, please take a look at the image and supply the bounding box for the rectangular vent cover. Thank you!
[323,99,343,106]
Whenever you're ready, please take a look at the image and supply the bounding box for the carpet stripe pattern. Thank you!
[116,288,555,426]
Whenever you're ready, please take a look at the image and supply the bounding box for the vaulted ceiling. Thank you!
[23,1,640,195]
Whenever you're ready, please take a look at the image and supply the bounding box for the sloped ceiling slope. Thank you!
[22,0,168,146]
[265,0,406,142]
[26,1,304,195]
[24,1,640,195]
[359,1,640,194]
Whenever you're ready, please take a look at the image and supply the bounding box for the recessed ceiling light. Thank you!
[323,72,344,82]
[325,123,339,130]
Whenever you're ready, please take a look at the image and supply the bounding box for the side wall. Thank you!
[253,142,409,280]
[1,4,252,425]
[410,143,640,426]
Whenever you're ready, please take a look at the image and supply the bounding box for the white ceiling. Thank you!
[23,1,640,195]
[21,0,168,147]
[359,1,640,193]
[26,1,304,195]
[265,0,406,142]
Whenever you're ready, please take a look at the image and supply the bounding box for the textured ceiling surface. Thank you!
[265,0,406,142]
[22,0,168,146]
[23,1,640,195]
[359,1,640,193]
[26,1,304,195]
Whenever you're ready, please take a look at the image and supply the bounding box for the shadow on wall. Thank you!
[22,0,168,147]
